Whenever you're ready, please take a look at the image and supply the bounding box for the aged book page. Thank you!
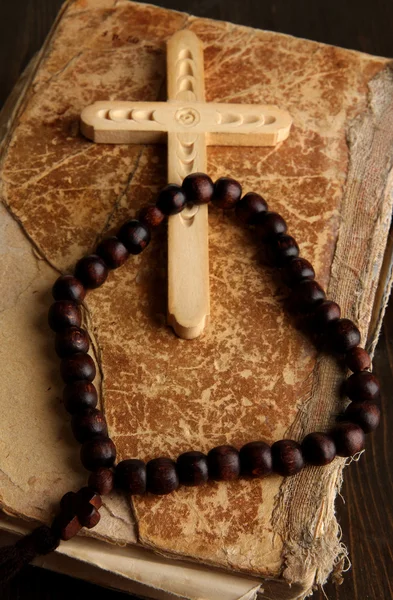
[1,1,393,598]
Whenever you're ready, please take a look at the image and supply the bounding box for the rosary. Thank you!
[0,30,381,583]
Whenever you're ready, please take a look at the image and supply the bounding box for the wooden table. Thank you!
[1,1,392,598]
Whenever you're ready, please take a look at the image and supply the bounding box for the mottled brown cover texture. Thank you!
[1,1,393,598]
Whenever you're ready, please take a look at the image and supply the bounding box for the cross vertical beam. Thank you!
[166,31,210,340]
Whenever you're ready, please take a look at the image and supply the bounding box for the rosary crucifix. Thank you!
[81,31,292,339]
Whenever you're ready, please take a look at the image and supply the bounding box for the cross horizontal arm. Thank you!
[80,100,292,146]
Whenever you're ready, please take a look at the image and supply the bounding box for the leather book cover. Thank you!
[1,1,393,598]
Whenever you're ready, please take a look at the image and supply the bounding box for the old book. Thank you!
[1,1,393,598]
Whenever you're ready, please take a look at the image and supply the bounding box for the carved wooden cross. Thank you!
[81,31,292,340]
[56,487,102,541]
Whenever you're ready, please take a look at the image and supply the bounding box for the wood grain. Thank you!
[0,1,392,599]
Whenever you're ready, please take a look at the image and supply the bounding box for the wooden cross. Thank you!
[56,487,102,541]
[81,31,292,340]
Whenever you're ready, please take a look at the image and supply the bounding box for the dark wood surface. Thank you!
[0,1,392,598]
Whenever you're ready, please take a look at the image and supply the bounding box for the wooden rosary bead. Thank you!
[256,211,287,240]
[301,432,336,466]
[118,219,151,254]
[139,204,165,228]
[75,254,108,289]
[343,401,381,433]
[345,371,380,403]
[207,445,240,481]
[52,275,86,304]
[55,326,89,358]
[80,436,116,470]
[176,451,209,486]
[60,491,77,512]
[271,439,304,476]
[71,408,108,443]
[331,422,365,457]
[268,234,299,267]
[283,257,315,288]
[96,237,129,269]
[88,468,114,495]
[290,280,326,313]
[235,192,268,225]
[115,459,147,494]
[156,184,187,215]
[48,301,81,332]
[327,318,361,353]
[146,457,179,495]
[312,301,341,332]
[60,352,96,384]
[346,347,371,373]
[239,441,272,478]
[63,381,98,414]
[182,172,214,205]
[212,177,242,209]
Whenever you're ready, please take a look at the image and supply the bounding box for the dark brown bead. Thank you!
[182,172,214,205]
[80,437,117,470]
[60,352,96,384]
[115,459,147,494]
[146,457,179,495]
[156,184,187,215]
[48,301,81,332]
[328,318,361,353]
[235,192,268,225]
[212,177,242,209]
[312,301,341,332]
[290,280,326,313]
[59,491,77,512]
[283,257,315,288]
[301,432,336,466]
[88,468,115,495]
[75,255,108,289]
[239,441,272,478]
[52,275,86,304]
[345,371,380,403]
[343,401,381,433]
[346,347,371,373]
[139,204,165,228]
[117,219,151,254]
[96,237,129,269]
[271,439,304,476]
[176,451,209,486]
[207,445,240,481]
[268,234,299,266]
[63,381,98,414]
[256,211,287,240]
[55,326,89,358]
[71,408,108,443]
[331,422,365,457]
